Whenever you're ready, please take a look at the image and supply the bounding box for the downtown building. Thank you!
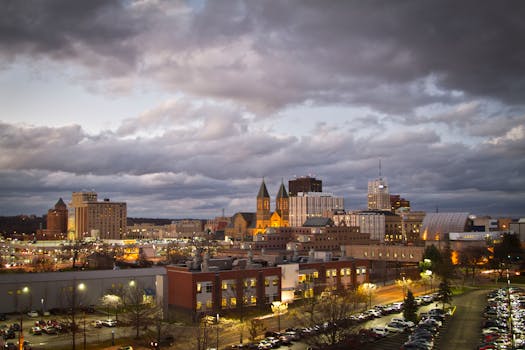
[332,210,408,244]
[367,177,390,211]
[288,176,322,196]
[36,198,69,240]
[166,252,369,321]
[69,191,127,240]
[289,192,344,227]
[166,254,282,321]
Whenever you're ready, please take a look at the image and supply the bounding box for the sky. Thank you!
[1,0,524,219]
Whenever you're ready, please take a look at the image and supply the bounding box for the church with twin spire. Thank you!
[255,178,289,235]
[226,179,289,241]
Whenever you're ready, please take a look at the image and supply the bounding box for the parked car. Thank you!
[2,330,15,340]
[90,320,103,328]
[385,322,407,333]
[150,335,174,347]
[101,319,117,327]
[27,311,39,318]
[370,327,389,337]
[391,318,415,328]
[42,326,58,335]
[3,342,16,350]
[29,326,42,335]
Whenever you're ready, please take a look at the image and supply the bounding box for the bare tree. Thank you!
[121,282,159,339]
[295,288,361,349]
[248,318,266,342]
[58,281,87,350]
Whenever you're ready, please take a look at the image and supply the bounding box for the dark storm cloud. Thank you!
[1,1,525,218]
[2,1,525,112]
[1,117,523,217]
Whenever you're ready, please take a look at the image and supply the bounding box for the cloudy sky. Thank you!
[1,0,524,219]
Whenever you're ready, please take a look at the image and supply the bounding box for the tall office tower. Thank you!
[367,178,390,211]
[255,179,271,234]
[69,191,127,240]
[288,176,322,196]
[46,198,68,234]
[289,192,344,227]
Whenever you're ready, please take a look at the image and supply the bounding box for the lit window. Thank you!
[273,279,279,286]
[222,298,227,307]
[196,301,202,310]
[222,282,228,290]
[196,283,202,293]
[265,279,270,287]
[251,279,256,287]
[206,300,213,308]
[332,269,337,277]
[313,271,319,279]
[250,296,257,304]
[230,297,236,306]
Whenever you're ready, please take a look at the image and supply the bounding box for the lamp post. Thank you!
[271,301,288,332]
[16,286,30,350]
[216,313,220,350]
[396,276,412,301]
[362,283,376,309]
[425,270,433,293]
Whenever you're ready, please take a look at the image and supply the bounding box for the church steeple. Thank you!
[275,180,289,226]
[276,180,288,199]
[257,178,270,199]
[256,178,271,233]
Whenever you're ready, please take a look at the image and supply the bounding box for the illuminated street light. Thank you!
[16,286,30,350]
[362,283,376,309]
[396,276,412,300]
[271,301,288,331]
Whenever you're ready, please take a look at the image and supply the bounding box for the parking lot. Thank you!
[0,309,124,349]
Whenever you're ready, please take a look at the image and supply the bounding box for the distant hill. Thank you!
[127,217,175,226]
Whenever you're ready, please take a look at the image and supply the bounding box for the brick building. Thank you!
[166,255,281,321]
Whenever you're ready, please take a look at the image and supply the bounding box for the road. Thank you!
[434,289,488,350]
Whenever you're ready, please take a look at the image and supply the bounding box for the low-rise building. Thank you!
[166,254,281,321]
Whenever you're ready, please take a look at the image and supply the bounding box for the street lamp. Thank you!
[271,301,288,332]
[425,270,433,293]
[362,283,376,309]
[77,283,86,350]
[14,286,30,350]
[216,313,220,350]
[396,276,412,300]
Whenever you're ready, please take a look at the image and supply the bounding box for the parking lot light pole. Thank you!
[216,314,220,350]
[18,286,29,350]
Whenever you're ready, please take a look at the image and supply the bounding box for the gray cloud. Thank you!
[2,1,525,113]
[1,1,525,218]
[1,115,524,217]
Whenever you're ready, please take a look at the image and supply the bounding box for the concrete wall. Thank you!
[0,267,166,315]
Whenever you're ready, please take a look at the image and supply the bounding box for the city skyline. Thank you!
[1,1,524,218]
